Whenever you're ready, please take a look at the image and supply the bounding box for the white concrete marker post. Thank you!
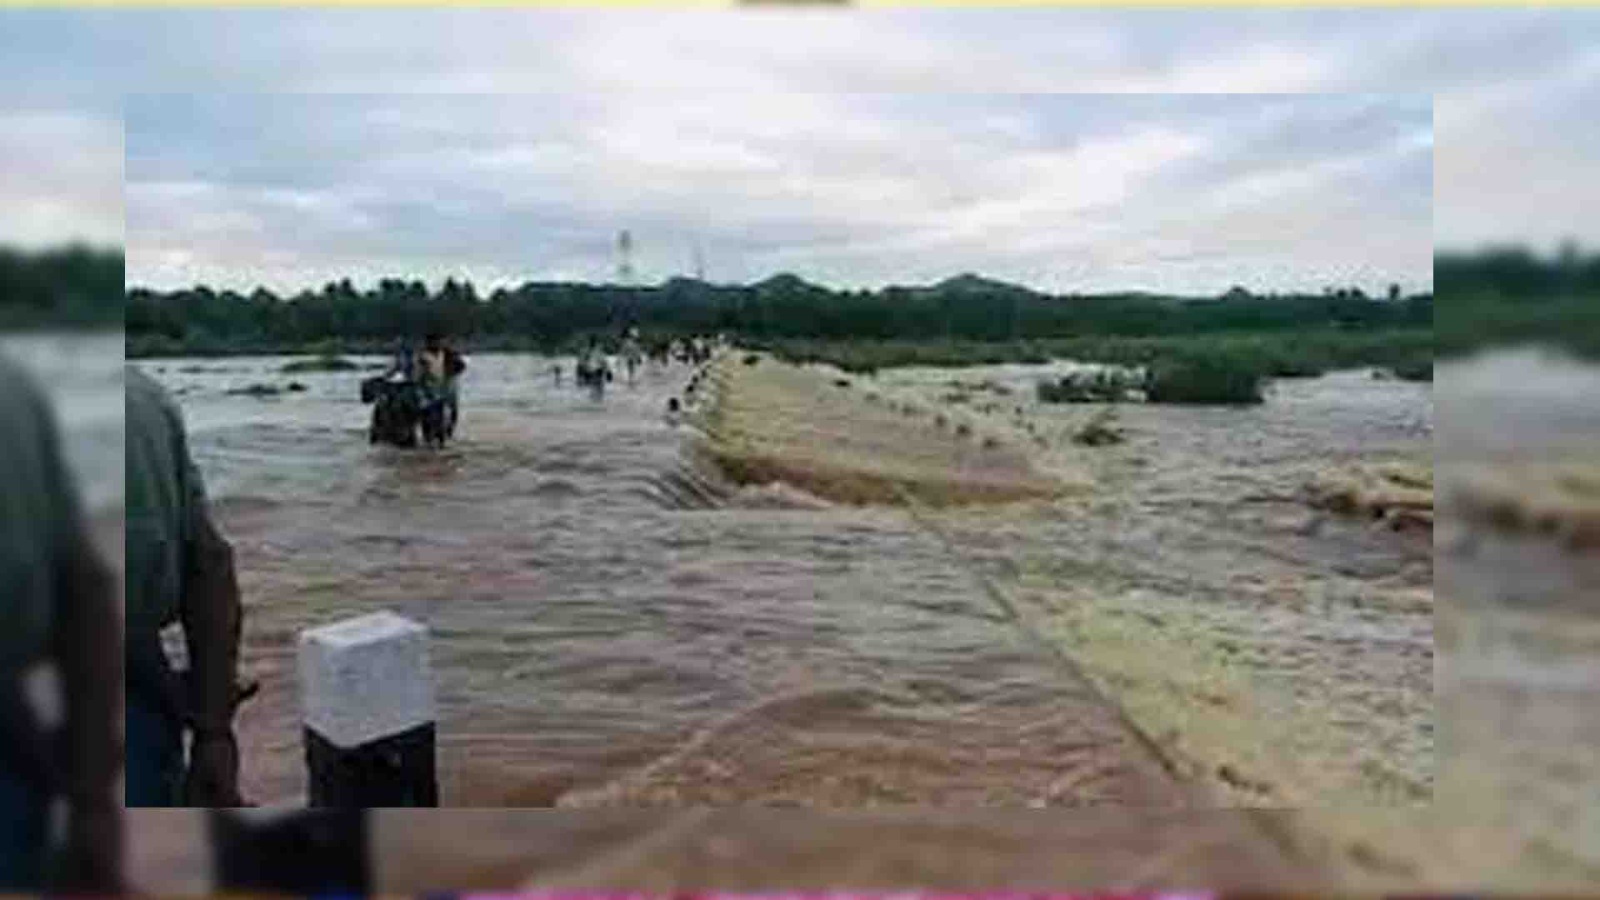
[297,611,438,806]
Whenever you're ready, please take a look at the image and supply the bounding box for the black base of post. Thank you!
[306,721,438,807]
[209,809,370,895]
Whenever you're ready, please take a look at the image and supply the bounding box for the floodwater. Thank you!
[1,331,124,519]
[873,363,1437,805]
[134,351,1431,811]
[1433,348,1600,874]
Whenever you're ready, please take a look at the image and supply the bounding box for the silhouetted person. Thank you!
[125,365,245,808]
[0,353,120,891]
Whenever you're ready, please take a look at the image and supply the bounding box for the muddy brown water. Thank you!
[872,365,1436,806]
[1433,349,1600,875]
[134,353,1431,812]
[137,354,1168,808]
[122,348,1600,892]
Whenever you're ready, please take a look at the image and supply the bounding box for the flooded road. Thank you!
[869,364,1436,806]
[133,350,1438,814]
[124,347,1600,892]
[138,352,1189,807]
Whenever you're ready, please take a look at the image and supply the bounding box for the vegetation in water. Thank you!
[764,329,1433,379]
[1143,354,1266,405]
[281,354,359,373]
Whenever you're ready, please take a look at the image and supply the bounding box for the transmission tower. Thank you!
[616,229,635,286]
[692,237,706,282]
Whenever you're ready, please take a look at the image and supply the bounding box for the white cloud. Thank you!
[25,8,1600,285]
[124,92,1430,295]
[0,108,123,247]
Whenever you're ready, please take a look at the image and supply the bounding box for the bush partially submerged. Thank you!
[226,382,284,397]
[282,354,359,373]
[1143,355,1265,405]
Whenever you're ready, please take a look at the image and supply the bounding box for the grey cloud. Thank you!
[124,90,1432,294]
[0,100,123,247]
[14,8,1593,282]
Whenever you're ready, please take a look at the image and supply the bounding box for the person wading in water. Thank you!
[419,333,466,441]
[577,336,609,399]
[620,326,645,386]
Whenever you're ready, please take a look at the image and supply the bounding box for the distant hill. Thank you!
[926,273,1037,297]
[753,272,827,294]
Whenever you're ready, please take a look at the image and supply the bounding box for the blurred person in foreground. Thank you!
[0,353,120,891]
[125,364,247,808]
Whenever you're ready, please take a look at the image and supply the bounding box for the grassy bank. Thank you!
[1438,293,1600,362]
[763,328,1433,380]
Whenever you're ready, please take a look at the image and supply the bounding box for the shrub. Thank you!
[1143,355,1265,405]
[1261,354,1327,378]
[282,355,359,373]
[226,383,283,397]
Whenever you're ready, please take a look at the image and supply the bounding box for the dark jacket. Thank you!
[0,353,120,889]
[125,366,242,736]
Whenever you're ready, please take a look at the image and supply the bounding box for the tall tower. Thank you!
[616,229,636,286]
[692,237,706,282]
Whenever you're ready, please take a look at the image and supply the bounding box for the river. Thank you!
[127,349,1439,813]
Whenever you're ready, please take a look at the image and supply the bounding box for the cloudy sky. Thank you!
[122,92,1431,294]
[4,8,1598,292]
[0,98,122,250]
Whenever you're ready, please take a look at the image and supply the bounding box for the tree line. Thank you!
[0,245,124,330]
[7,244,1600,361]
[126,270,1434,357]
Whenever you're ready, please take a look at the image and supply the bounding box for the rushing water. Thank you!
[134,352,1431,811]
[1433,348,1600,873]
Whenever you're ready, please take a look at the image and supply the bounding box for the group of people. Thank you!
[385,332,467,441]
[566,328,646,395]
[564,329,719,391]
[0,324,735,892]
